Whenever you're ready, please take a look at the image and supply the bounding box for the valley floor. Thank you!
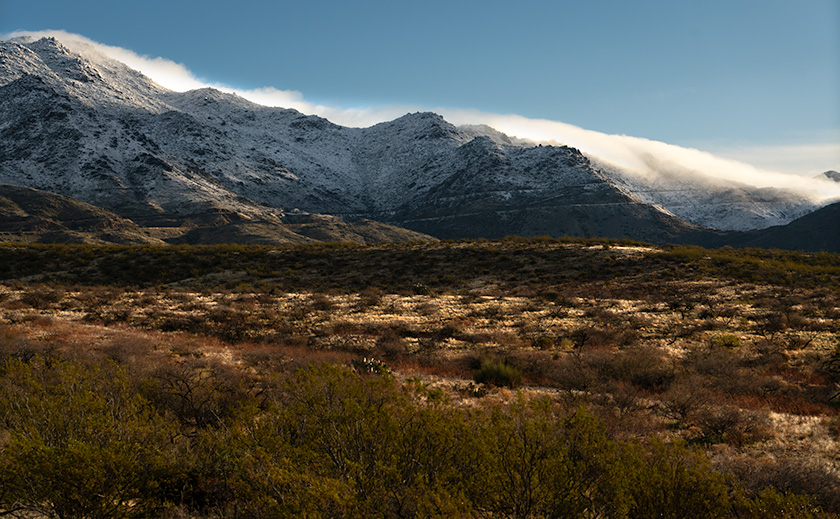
[1,238,839,517]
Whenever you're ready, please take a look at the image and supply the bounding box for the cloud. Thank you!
[2,29,207,91]
[712,141,840,177]
[437,110,840,198]
[2,29,423,128]
[4,29,839,200]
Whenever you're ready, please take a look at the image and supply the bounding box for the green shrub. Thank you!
[625,439,731,519]
[534,336,554,349]
[468,400,632,518]
[275,363,474,516]
[736,488,823,519]
[0,357,178,518]
[474,359,523,388]
[711,333,742,348]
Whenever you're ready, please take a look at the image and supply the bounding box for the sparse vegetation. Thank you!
[1,238,839,517]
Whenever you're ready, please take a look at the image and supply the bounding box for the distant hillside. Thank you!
[0,183,162,244]
[0,184,432,245]
[170,214,433,246]
[724,201,840,253]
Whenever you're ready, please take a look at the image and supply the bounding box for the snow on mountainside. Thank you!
[0,37,281,223]
[0,37,169,112]
[0,36,825,242]
[593,158,822,231]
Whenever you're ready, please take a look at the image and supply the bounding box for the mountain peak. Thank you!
[181,87,230,100]
[373,111,459,140]
[20,37,102,84]
[161,86,266,113]
[1,35,170,112]
[26,36,68,53]
[817,170,840,183]
[0,38,829,248]
[397,111,445,122]
[390,111,449,129]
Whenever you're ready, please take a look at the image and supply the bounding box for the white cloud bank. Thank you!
[5,29,840,199]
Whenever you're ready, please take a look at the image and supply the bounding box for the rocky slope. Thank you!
[0,183,162,244]
[595,159,823,231]
[720,200,840,253]
[817,170,840,183]
[0,36,830,246]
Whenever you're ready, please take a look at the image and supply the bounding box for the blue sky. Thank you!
[1,0,838,174]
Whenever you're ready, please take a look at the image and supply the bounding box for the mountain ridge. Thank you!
[0,36,833,248]
[0,183,163,244]
[714,200,840,253]
[817,170,840,183]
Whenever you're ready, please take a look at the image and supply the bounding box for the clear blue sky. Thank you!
[1,0,838,153]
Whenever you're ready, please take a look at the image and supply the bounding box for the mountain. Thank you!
[169,214,434,246]
[597,159,821,231]
[720,201,840,253]
[0,36,831,247]
[0,183,430,246]
[0,183,162,244]
[817,170,840,183]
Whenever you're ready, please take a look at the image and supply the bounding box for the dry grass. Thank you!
[2,240,840,509]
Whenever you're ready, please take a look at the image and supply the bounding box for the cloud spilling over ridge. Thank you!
[4,30,840,199]
[439,110,840,198]
[4,30,431,130]
[712,141,840,176]
[2,30,316,109]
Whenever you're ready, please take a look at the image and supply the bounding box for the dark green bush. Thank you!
[468,399,632,518]
[625,439,732,519]
[0,357,178,518]
[711,333,742,348]
[474,359,523,388]
[534,336,554,349]
[0,353,827,517]
[736,488,823,519]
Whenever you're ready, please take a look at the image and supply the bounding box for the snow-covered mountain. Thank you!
[595,159,821,231]
[0,36,826,243]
